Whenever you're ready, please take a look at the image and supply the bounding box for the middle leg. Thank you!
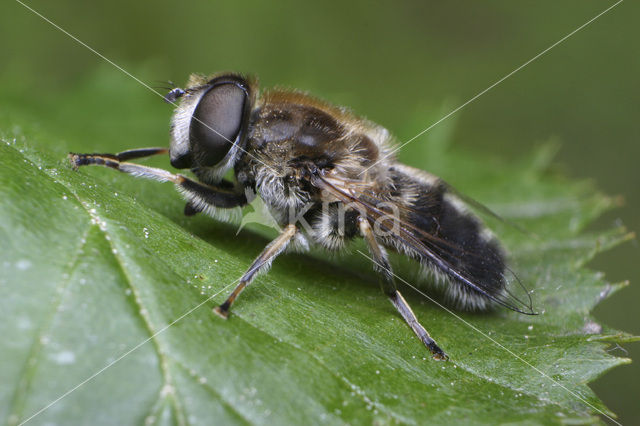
[214,224,298,319]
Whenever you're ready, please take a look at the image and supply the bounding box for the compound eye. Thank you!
[190,83,246,166]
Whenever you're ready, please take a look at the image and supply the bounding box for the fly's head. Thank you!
[166,73,257,182]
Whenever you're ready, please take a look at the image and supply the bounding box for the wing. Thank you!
[311,172,535,315]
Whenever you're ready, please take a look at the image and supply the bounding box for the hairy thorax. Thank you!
[236,91,394,235]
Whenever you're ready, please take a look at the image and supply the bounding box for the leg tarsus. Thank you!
[68,147,169,170]
[389,291,448,360]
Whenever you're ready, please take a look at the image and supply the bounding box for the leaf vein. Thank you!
[6,225,92,425]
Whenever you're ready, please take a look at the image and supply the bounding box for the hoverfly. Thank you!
[69,72,534,360]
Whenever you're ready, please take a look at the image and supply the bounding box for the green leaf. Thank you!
[0,71,635,425]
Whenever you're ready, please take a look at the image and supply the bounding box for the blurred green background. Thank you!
[1,0,637,423]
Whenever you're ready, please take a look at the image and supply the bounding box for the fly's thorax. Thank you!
[247,88,398,176]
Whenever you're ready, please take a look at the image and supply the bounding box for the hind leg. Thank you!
[359,217,447,360]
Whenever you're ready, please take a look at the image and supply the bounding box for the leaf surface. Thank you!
[0,72,634,425]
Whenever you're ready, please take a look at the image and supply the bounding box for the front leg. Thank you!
[69,150,247,209]
[70,147,169,164]
[359,217,448,360]
[183,179,239,216]
[214,224,298,318]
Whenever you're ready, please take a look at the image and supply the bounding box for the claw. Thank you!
[432,351,449,361]
[213,305,229,319]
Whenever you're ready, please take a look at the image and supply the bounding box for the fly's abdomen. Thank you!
[428,193,506,310]
[392,166,506,311]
